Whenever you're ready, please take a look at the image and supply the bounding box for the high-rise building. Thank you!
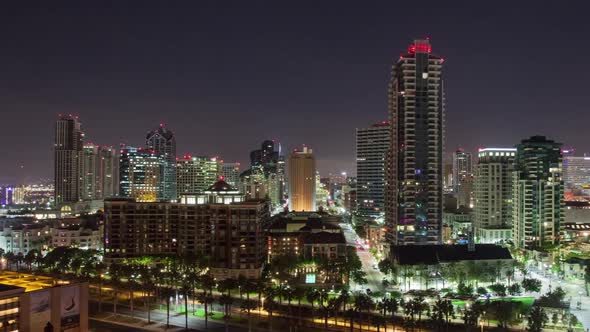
[288,146,316,212]
[119,146,163,202]
[473,148,516,243]
[146,124,177,201]
[385,38,445,245]
[221,162,241,187]
[54,114,84,205]
[512,136,564,249]
[356,122,390,222]
[97,146,117,198]
[452,149,472,192]
[82,144,99,200]
[453,149,473,208]
[562,152,590,191]
[176,156,220,194]
[240,140,284,207]
[105,178,270,280]
[82,144,117,200]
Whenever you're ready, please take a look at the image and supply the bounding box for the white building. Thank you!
[473,148,516,243]
[51,225,103,250]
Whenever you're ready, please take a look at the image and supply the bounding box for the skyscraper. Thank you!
[54,114,84,205]
[473,148,516,243]
[452,149,472,192]
[82,144,117,200]
[356,122,390,222]
[562,152,590,192]
[453,149,473,208]
[220,162,241,187]
[240,140,284,207]
[119,146,163,202]
[512,136,564,249]
[385,38,445,245]
[146,124,177,201]
[288,146,316,212]
[176,156,221,194]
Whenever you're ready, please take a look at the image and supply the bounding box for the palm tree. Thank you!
[4,252,15,271]
[263,296,278,332]
[241,299,258,332]
[218,294,234,332]
[161,286,175,328]
[306,288,320,326]
[109,263,123,315]
[24,249,39,271]
[292,286,306,327]
[353,292,375,332]
[95,262,107,313]
[138,265,154,323]
[237,275,248,300]
[197,289,214,330]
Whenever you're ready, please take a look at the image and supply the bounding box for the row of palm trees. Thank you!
[0,246,544,332]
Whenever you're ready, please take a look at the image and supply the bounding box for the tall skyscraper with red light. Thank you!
[385,39,445,245]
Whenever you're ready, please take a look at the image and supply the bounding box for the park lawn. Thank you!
[452,297,534,310]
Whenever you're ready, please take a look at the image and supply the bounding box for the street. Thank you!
[340,223,386,293]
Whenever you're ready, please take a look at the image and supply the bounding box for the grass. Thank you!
[451,297,534,310]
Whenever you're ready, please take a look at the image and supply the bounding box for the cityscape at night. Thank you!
[1,2,590,332]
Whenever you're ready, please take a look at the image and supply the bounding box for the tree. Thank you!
[430,298,454,332]
[457,282,473,296]
[526,306,548,332]
[489,283,507,297]
[263,296,278,332]
[521,278,542,293]
[241,299,258,332]
[306,288,320,326]
[218,294,234,332]
[490,300,521,330]
[462,302,484,331]
[584,264,590,296]
[537,287,567,308]
[476,287,488,297]
[508,283,521,296]
[292,286,306,327]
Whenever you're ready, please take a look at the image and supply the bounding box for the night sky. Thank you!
[1,1,589,184]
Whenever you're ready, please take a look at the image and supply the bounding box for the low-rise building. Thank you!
[0,272,88,332]
[50,225,102,250]
[0,223,51,255]
[266,211,344,260]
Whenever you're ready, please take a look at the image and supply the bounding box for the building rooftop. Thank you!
[302,231,346,244]
[0,271,69,292]
[391,244,513,266]
[206,178,237,192]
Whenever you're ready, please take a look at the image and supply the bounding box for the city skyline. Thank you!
[2,2,590,185]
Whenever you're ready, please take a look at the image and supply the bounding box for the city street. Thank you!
[340,223,386,293]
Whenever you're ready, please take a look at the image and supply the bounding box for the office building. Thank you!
[220,162,241,187]
[241,140,284,207]
[105,178,269,279]
[385,38,445,245]
[176,156,220,194]
[452,149,472,192]
[288,146,316,212]
[562,152,590,192]
[146,124,177,201]
[356,122,390,222]
[54,114,84,205]
[473,148,516,243]
[118,146,162,202]
[512,136,564,249]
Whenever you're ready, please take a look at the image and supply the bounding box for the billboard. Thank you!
[30,290,51,332]
[60,286,80,330]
